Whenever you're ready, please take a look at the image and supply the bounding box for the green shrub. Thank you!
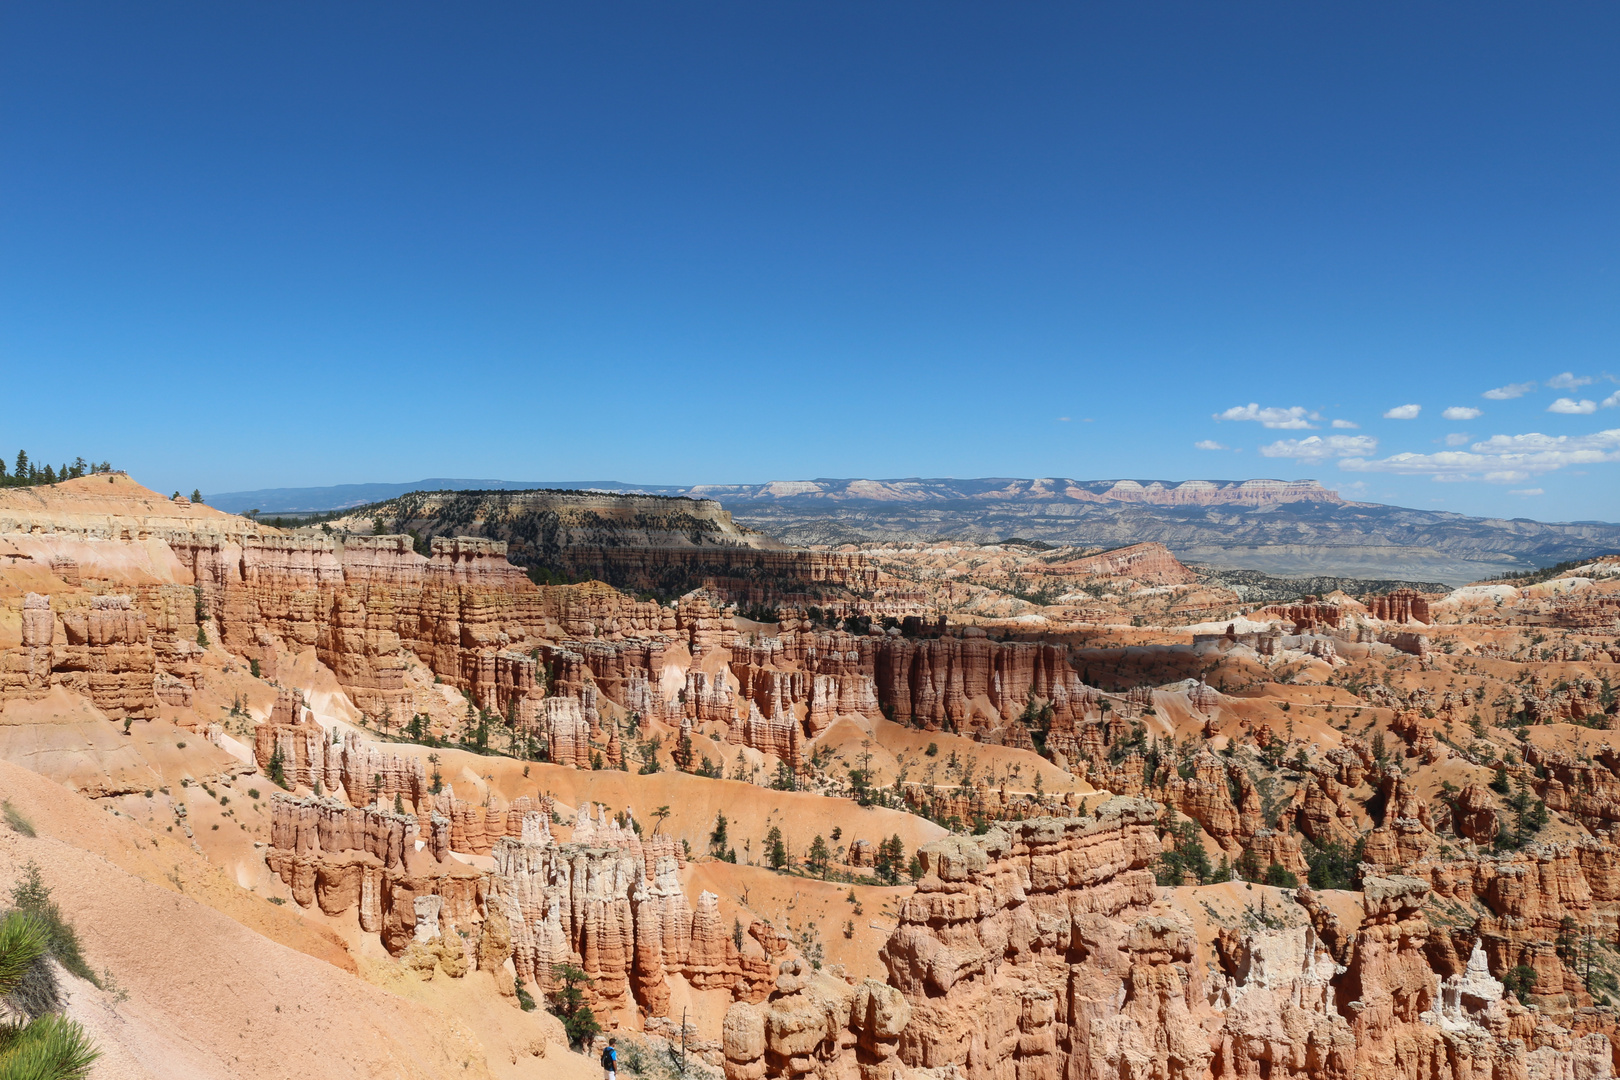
[1264,863,1299,889]
[0,903,101,1078]
[1154,818,1212,886]
[546,964,600,1049]
[515,979,537,1011]
[3,801,36,838]
[1502,964,1537,1000]
[1304,836,1363,891]
[0,1010,100,1079]
[9,862,99,987]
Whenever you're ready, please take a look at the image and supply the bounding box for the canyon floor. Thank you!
[2,473,1619,1079]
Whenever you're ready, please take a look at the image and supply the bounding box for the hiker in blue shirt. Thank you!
[601,1037,618,1080]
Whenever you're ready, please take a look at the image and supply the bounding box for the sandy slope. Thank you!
[0,758,591,1079]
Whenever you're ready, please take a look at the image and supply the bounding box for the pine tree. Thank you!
[268,744,288,790]
[875,835,905,885]
[807,835,831,878]
[546,963,600,1049]
[765,826,788,870]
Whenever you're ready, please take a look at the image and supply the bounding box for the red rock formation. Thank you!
[678,595,735,653]
[539,581,675,639]
[722,965,909,1080]
[728,703,803,767]
[51,595,157,718]
[684,670,737,726]
[1296,772,1363,848]
[1551,594,1620,629]
[1255,602,1343,631]
[489,805,757,1019]
[1164,750,1255,852]
[253,688,326,788]
[1364,588,1432,624]
[264,791,482,948]
[901,783,1072,828]
[538,696,595,768]
[332,730,431,808]
[1064,542,1199,585]
[879,801,1178,1079]
[1453,783,1500,844]
[1361,771,1440,870]
[0,593,54,699]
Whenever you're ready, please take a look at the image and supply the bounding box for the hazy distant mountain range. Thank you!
[208,476,1620,584]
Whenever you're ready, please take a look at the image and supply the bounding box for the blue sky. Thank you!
[2,4,1617,521]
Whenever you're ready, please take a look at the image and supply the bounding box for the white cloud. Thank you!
[1331,419,1359,429]
[1510,488,1543,496]
[1604,390,1620,409]
[1483,381,1535,400]
[1549,397,1598,414]
[1548,372,1593,390]
[1214,404,1316,429]
[1194,440,1227,451]
[1259,434,1378,462]
[1383,404,1422,420]
[1444,433,1471,446]
[1058,416,1071,422]
[1442,406,1482,420]
[1339,427,1620,482]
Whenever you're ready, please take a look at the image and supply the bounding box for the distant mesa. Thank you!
[207,475,1344,515]
[203,474,1620,584]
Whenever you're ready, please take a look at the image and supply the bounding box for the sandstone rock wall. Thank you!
[488,804,770,1018]
[722,804,1616,1080]
[1365,588,1433,624]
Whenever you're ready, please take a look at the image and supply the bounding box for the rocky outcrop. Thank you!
[722,964,910,1080]
[0,593,54,699]
[1365,588,1432,624]
[1255,601,1343,631]
[537,696,595,768]
[1064,542,1199,585]
[264,791,482,950]
[1,592,159,717]
[1453,783,1500,844]
[253,698,430,803]
[880,801,1177,1080]
[717,802,1620,1080]
[487,804,772,1018]
[55,594,158,717]
[347,487,888,603]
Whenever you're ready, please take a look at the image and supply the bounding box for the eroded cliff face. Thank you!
[885,801,1196,1080]
[488,806,783,1017]
[264,776,786,1020]
[8,475,1620,1080]
[717,806,1616,1080]
[718,801,1171,1080]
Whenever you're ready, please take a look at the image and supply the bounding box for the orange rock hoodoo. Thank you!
[721,803,1612,1080]
[1364,588,1432,624]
